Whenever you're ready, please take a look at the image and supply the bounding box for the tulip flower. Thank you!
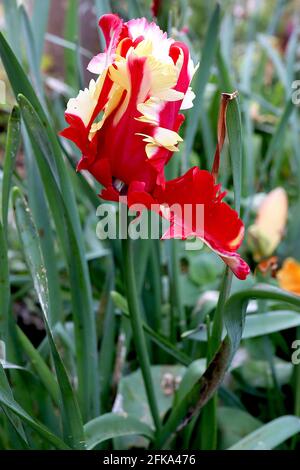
[61,14,250,280]
[61,13,196,201]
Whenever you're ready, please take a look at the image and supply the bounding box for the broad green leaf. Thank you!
[218,406,262,449]
[155,284,300,447]
[173,359,206,406]
[184,4,220,166]
[115,365,185,449]
[233,357,293,389]
[229,416,300,450]
[84,413,154,450]
[244,310,300,339]
[13,189,85,449]
[184,310,300,342]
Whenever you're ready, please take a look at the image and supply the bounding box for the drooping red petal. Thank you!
[154,167,250,279]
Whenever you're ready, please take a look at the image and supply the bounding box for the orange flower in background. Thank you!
[277,258,300,296]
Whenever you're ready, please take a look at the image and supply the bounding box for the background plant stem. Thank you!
[122,235,161,433]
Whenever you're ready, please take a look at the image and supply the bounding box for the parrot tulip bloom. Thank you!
[61,14,196,201]
[61,14,250,280]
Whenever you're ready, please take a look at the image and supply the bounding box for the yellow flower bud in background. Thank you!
[247,187,288,261]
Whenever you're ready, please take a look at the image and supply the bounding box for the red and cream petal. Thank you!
[88,14,123,74]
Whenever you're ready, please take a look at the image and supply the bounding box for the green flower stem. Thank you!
[169,239,185,341]
[122,236,161,433]
[210,267,232,358]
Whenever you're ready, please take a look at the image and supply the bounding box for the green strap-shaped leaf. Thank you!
[226,97,242,214]
[0,386,70,450]
[1,106,20,235]
[183,310,300,342]
[16,327,60,405]
[111,291,190,366]
[224,284,300,361]
[20,5,44,102]
[3,0,21,59]
[84,413,154,450]
[64,0,81,90]
[23,129,63,327]
[17,94,99,421]
[13,189,85,449]
[229,415,300,450]
[184,4,220,166]
[31,0,50,65]
[0,363,28,447]
[0,221,10,342]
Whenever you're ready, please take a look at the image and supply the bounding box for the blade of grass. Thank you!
[64,0,80,90]
[98,263,117,413]
[111,290,191,366]
[0,362,28,446]
[18,87,99,417]
[3,0,21,59]
[258,34,288,90]
[31,0,50,65]
[16,327,60,405]
[122,236,161,433]
[0,386,70,449]
[184,4,220,169]
[20,5,45,103]
[260,100,294,187]
[0,221,9,344]
[23,128,63,327]
[13,188,85,449]
[1,106,20,235]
